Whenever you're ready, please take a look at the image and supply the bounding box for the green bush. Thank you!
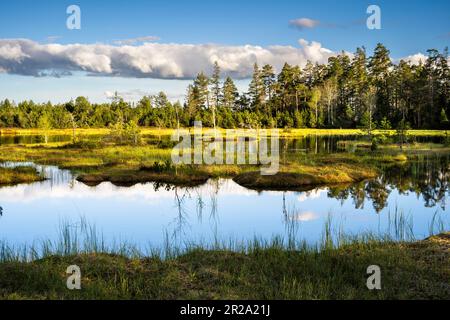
[62,139,103,150]
[371,138,379,151]
[140,160,174,173]
[157,139,179,149]
[109,119,142,145]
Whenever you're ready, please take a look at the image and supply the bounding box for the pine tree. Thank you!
[193,72,210,109]
[185,84,199,122]
[248,63,265,111]
[261,64,276,101]
[276,63,296,110]
[222,77,239,110]
[209,62,221,130]
[349,47,368,124]
[368,43,392,122]
[302,61,315,89]
[210,62,221,107]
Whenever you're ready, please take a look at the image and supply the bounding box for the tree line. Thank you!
[0,43,449,131]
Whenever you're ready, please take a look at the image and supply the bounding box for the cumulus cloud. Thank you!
[0,41,29,61]
[387,52,450,67]
[401,53,428,65]
[289,18,320,30]
[0,38,336,79]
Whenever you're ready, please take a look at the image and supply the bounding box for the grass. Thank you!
[0,217,448,300]
[233,161,378,191]
[338,140,450,152]
[0,166,44,185]
[0,129,448,300]
[0,139,404,189]
[0,128,448,189]
[0,143,383,189]
[1,127,449,137]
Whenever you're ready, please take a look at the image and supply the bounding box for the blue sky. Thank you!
[0,0,449,103]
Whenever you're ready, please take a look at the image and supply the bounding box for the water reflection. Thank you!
[168,187,187,242]
[272,135,444,155]
[0,135,72,145]
[0,154,448,248]
[326,154,450,212]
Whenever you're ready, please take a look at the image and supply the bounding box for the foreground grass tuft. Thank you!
[0,231,448,300]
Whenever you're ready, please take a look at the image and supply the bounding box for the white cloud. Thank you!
[289,18,320,30]
[104,90,116,99]
[397,53,450,66]
[291,211,319,222]
[0,42,29,61]
[0,176,256,203]
[298,39,333,61]
[0,38,336,79]
[297,189,326,202]
[401,53,427,65]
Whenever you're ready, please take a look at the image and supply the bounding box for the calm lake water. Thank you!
[1,133,445,154]
[0,136,449,250]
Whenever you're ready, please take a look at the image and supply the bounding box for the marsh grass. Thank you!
[0,214,448,300]
[429,211,447,236]
[387,207,415,242]
[0,208,438,263]
[2,128,450,137]
[0,137,384,188]
[0,130,449,299]
[0,166,45,185]
[0,128,448,190]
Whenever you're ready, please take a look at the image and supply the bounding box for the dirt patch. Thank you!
[76,171,209,188]
[233,171,322,191]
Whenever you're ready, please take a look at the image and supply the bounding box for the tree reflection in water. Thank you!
[327,154,450,212]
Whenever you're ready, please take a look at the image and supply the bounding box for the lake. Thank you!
[0,134,449,251]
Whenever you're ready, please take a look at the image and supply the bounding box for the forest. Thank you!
[0,43,449,131]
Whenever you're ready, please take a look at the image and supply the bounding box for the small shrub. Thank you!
[108,119,142,145]
[371,138,378,151]
[371,134,389,151]
[140,160,174,173]
[63,139,103,150]
[157,139,178,149]
[443,134,450,147]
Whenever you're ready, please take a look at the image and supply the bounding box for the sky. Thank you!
[0,0,449,103]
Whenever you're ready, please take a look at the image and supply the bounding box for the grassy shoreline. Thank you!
[0,143,382,189]
[0,128,448,189]
[1,127,449,137]
[0,233,448,300]
[0,166,44,185]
